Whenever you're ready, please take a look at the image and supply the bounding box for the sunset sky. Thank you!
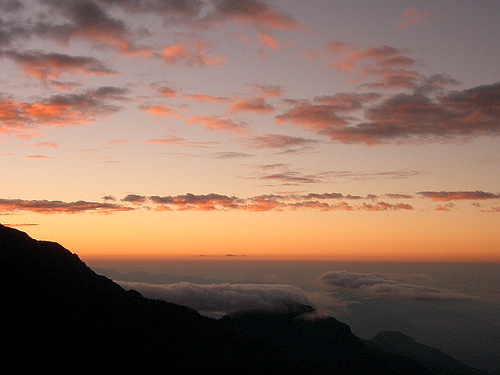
[1,0,499,261]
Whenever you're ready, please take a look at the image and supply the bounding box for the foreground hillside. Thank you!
[0,224,473,374]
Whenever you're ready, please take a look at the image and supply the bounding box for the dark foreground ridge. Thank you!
[0,224,480,374]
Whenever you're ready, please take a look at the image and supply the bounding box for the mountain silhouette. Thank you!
[367,331,490,375]
[0,224,293,374]
[0,224,481,374]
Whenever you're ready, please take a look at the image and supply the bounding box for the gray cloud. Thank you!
[0,198,134,214]
[0,50,116,81]
[317,270,477,301]
[117,281,313,315]
[277,82,500,144]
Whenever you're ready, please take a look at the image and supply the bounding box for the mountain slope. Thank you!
[0,224,295,374]
[0,224,437,374]
[368,331,490,375]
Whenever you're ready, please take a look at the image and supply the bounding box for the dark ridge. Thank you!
[0,224,295,374]
[368,331,491,375]
[2,224,472,374]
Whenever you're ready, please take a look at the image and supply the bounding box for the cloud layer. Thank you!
[117,281,312,315]
[317,270,477,301]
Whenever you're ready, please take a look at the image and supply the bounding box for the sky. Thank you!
[1,0,499,261]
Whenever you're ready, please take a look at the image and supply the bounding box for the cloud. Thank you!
[227,97,274,113]
[29,142,59,149]
[0,87,127,134]
[0,50,116,81]
[276,93,381,135]
[248,84,285,98]
[139,104,184,118]
[317,270,477,301]
[209,151,252,159]
[122,194,147,205]
[117,281,312,315]
[259,172,320,185]
[149,193,244,211]
[108,139,130,146]
[42,0,131,50]
[277,82,500,144]
[96,0,202,19]
[246,134,319,149]
[187,115,249,134]
[398,8,441,29]
[209,0,299,30]
[358,201,413,211]
[0,198,134,214]
[257,31,280,50]
[326,41,419,90]
[146,135,218,148]
[26,154,52,159]
[183,93,229,103]
[418,190,500,201]
[143,192,414,212]
[0,0,23,12]
[3,223,39,227]
[161,42,226,67]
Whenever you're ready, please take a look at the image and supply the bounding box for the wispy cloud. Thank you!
[160,42,226,67]
[187,115,249,134]
[227,97,275,114]
[28,142,59,149]
[139,104,184,118]
[0,198,134,214]
[418,190,500,201]
[0,50,116,81]
[208,0,300,31]
[246,134,319,149]
[398,8,441,29]
[0,87,127,135]
[146,135,219,148]
[317,270,477,301]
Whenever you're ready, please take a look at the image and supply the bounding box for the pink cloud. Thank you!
[183,93,229,103]
[146,135,218,148]
[248,84,285,98]
[398,8,441,29]
[257,32,281,50]
[139,104,184,118]
[211,0,299,30]
[0,87,127,134]
[227,97,275,113]
[276,82,500,144]
[29,142,59,149]
[187,115,249,134]
[326,41,419,90]
[247,134,318,149]
[161,42,226,67]
[0,198,134,214]
[418,190,500,201]
[0,50,116,81]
